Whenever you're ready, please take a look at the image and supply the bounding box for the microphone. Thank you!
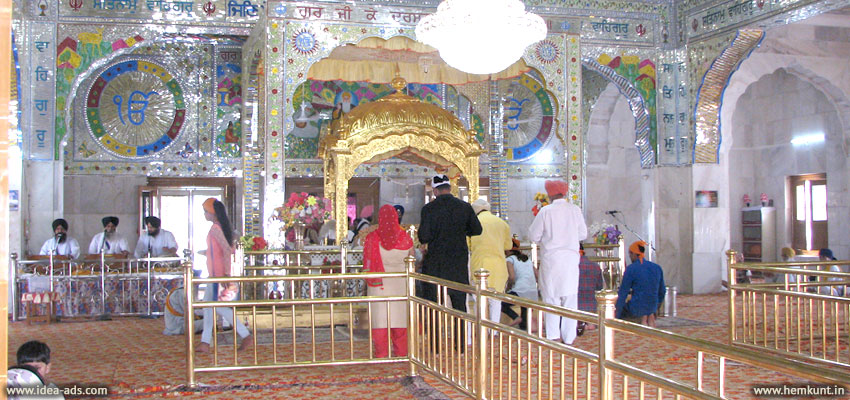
[100,229,109,253]
[606,210,620,215]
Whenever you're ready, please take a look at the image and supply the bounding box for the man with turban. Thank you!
[134,216,178,258]
[88,216,130,257]
[528,180,587,344]
[39,218,81,258]
[616,241,665,327]
[469,199,513,323]
[393,205,405,224]
[419,174,482,352]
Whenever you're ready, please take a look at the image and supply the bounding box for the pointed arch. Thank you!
[582,58,655,168]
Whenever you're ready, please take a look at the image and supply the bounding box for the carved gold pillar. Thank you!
[467,157,479,204]
[334,157,350,245]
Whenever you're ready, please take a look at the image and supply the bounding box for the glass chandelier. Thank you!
[415,0,547,75]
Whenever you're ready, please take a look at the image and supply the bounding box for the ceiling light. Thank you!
[416,0,546,75]
[790,133,825,146]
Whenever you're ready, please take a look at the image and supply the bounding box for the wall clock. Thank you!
[86,59,186,158]
[502,73,555,162]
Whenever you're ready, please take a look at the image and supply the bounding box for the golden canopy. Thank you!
[319,76,483,244]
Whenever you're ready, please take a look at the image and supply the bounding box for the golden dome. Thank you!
[319,77,481,157]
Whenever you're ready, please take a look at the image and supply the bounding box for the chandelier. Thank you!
[415,0,547,75]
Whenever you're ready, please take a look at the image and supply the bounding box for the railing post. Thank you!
[531,242,538,271]
[11,252,18,321]
[340,243,347,273]
[727,250,737,343]
[405,254,417,377]
[596,290,617,400]
[473,268,489,400]
[184,258,196,387]
[617,235,625,289]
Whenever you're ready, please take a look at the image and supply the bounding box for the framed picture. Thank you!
[9,190,18,211]
[695,190,718,208]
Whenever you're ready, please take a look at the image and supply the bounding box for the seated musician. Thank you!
[87,216,130,257]
[38,218,80,259]
[134,216,178,258]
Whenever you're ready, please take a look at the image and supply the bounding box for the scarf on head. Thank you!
[629,240,647,262]
[363,205,413,287]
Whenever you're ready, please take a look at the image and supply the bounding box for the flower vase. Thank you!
[293,221,306,250]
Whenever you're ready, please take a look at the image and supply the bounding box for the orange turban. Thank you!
[203,198,217,214]
[544,180,567,198]
[629,240,647,262]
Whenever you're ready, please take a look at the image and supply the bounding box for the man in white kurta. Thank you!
[39,219,81,259]
[88,216,130,256]
[528,180,587,344]
[134,216,178,258]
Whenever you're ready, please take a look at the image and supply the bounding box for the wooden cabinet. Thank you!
[741,206,776,262]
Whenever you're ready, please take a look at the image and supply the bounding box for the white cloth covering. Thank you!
[88,232,130,256]
[134,229,178,258]
[39,237,80,259]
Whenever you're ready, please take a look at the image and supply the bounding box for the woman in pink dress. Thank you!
[196,198,253,353]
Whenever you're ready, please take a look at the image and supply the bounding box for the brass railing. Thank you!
[243,247,365,301]
[185,248,850,398]
[727,250,850,367]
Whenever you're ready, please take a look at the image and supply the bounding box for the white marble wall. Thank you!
[23,160,64,257]
[58,175,148,256]
[691,163,729,293]
[505,177,548,240]
[584,84,653,255]
[378,176,426,225]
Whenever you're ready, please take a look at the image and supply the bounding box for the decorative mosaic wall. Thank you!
[692,29,763,163]
[596,52,658,164]
[284,79,484,160]
[264,3,578,219]
[687,30,738,162]
[58,26,244,175]
[657,49,692,166]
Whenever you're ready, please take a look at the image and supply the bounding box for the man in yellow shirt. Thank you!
[470,199,513,323]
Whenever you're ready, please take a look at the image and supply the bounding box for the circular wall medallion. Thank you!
[292,30,319,55]
[534,40,560,64]
[503,73,556,163]
[86,59,185,158]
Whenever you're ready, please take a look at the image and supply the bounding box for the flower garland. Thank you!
[532,192,549,216]
[273,192,333,229]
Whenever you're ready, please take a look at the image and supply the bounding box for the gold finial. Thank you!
[391,75,407,93]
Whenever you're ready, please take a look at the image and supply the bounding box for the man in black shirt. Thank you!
[418,174,483,352]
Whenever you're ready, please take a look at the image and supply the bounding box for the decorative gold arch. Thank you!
[319,76,483,244]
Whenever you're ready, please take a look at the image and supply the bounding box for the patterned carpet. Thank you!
[7,293,846,399]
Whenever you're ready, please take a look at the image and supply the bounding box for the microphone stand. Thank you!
[142,232,155,319]
[608,212,657,253]
[98,230,112,321]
